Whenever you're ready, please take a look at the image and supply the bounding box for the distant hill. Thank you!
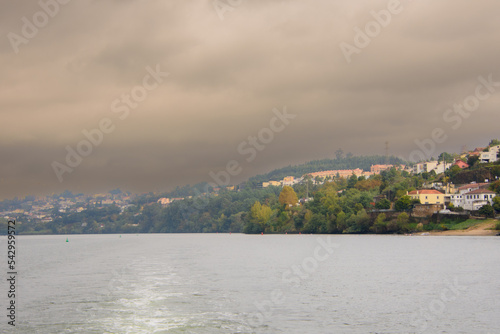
[246,155,408,185]
[129,155,409,200]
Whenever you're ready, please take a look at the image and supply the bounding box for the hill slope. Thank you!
[247,155,407,185]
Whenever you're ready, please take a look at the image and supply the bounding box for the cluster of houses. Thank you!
[157,197,186,206]
[413,161,453,174]
[308,164,405,180]
[412,145,499,174]
[407,145,499,212]
[1,192,134,223]
[262,164,399,188]
[407,182,496,212]
[262,176,301,188]
[259,156,498,213]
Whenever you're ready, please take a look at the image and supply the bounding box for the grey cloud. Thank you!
[1,0,499,199]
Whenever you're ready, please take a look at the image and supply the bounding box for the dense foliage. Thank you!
[246,154,407,186]
[4,151,499,235]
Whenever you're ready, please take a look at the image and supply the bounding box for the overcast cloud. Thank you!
[1,0,499,199]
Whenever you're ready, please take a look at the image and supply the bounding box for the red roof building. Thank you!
[407,189,445,205]
[453,160,469,169]
[407,189,444,195]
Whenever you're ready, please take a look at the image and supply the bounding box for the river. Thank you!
[2,234,499,333]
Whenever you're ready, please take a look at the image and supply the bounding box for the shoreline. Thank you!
[421,221,499,236]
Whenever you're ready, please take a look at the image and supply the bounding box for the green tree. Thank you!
[489,139,500,147]
[335,148,344,160]
[375,198,391,210]
[303,213,327,233]
[352,203,362,214]
[478,204,494,218]
[395,195,413,211]
[336,211,347,232]
[438,152,455,163]
[447,165,462,178]
[467,155,479,166]
[493,197,500,213]
[397,212,409,225]
[490,181,500,194]
[249,201,273,231]
[346,209,370,233]
[319,184,340,214]
[279,186,299,208]
[359,192,373,208]
[347,174,358,189]
[492,166,500,179]
[372,213,387,233]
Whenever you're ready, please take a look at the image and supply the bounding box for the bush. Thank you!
[496,222,500,230]
[375,198,391,210]
[478,204,495,218]
[395,196,412,211]
[372,213,387,234]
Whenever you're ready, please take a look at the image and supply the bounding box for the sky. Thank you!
[1,0,500,200]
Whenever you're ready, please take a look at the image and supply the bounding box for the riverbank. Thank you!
[426,220,499,236]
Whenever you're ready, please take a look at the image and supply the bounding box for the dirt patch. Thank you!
[425,221,499,236]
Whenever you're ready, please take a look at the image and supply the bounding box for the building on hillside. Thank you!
[422,182,444,190]
[263,176,301,188]
[262,181,281,188]
[282,176,298,186]
[157,197,184,206]
[412,161,451,174]
[370,164,393,174]
[299,197,314,204]
[480,145,500,163]
[468,147,485,157]
[462,189,496,211]
[424,161,438,172]
[434,162,452,174]
[308,168,365,179]
[413,161,438,174]
[448,182,489,208]
[361,171,374,178]
[402,166,414,174]
[456,182,489,194]
[453,160,469,169]
[407,189,445,205]
[413,162,425,174]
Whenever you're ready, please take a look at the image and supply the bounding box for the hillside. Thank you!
[246,155,407,186]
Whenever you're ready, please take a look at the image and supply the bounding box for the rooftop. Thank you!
[408,189,444,195]
[457,183,488,191]
[464,189,496,195]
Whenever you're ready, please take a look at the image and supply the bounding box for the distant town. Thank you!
[262,144,499,212]
[1,141,499,235]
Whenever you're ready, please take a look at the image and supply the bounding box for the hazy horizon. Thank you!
[2,0,500,200]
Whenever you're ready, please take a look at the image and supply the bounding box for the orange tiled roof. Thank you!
[464,189,495,195]
[408,189,444,195]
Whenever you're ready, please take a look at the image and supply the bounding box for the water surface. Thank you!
[2,234,499,333]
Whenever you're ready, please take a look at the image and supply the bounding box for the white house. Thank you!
[480,145,500,163]
[413,161,451,174]
[435,162,452,174]
[413,162,425,174]
[282,176,300,186]
[448,183,489,209]
[462,189,496,211]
